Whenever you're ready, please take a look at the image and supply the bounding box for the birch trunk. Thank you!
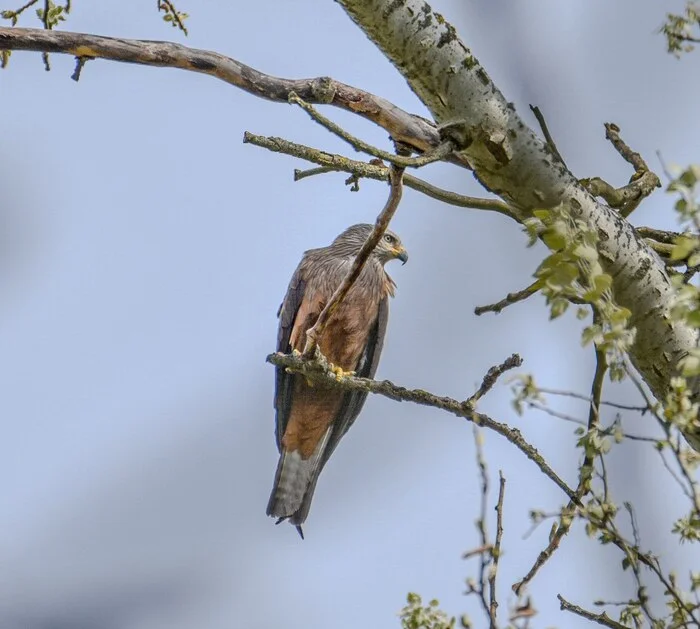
[338,0,699,448]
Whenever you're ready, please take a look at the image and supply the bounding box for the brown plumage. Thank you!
[267,223,408,537]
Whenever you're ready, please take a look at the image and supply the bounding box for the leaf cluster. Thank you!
[399,594,456,629]
[525,204,634,380]
[662,1,700,57]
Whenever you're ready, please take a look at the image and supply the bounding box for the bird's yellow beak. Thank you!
[393,246,409,265]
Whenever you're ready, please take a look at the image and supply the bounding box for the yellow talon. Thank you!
[331,364,355,380]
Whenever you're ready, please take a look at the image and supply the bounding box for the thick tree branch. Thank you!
[0,26,452,162]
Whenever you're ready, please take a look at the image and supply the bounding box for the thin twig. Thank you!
[289,92,454,168]
[604,123,649,173]
[530,105,567,168]
[470,354,523,404]
[587,490,700,627]
[158,0,188,35]
[268,351,580,504]
[293,166,336,181]
[489,472,506,629]
[475,281,541,316]
[71,54,91,81]
[303,163,405,355]
[557,595,628,629]
[582,123,661,218]
[535,387,648,413]
[401,174,518,218]
[526,401,658,443]
[470,427,493,623]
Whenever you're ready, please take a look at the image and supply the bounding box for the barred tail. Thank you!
[266,428,331,536]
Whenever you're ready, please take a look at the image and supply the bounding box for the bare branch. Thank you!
[557,595,628,629]
[581,123,661,218]
[470,353,523,404]
[289,92,455,168]
[243,132,519,218]
[70,53,91,81]
[535,387,648,413]
[530,105,567,168]
[489,472,506,629]
[470,427,493,624]
[303,164,405,355]
[268,351,580,504]
[0,26,452,162]
[475,281,541,316]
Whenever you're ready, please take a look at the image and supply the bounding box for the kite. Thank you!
[266,223,408,537]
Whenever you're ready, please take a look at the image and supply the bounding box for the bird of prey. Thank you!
[267,223,408,537]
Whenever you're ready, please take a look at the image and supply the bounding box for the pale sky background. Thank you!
[1,1,699,628]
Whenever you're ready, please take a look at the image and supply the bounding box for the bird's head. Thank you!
[333,223,408,266]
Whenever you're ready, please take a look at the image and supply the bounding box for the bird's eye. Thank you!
[383,234,395,244]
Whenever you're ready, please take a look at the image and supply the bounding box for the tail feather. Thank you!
[266,427,331,532]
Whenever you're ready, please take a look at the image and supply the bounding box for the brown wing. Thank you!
[290,296,389,526]
[321,295,388,463]
[273,265,307,451]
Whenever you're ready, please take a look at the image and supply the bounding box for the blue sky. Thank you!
[0,1,698,628]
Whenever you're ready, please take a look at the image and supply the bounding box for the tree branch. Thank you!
[581,123,661,218]
[490,472,506,629]
[303,163,405,355]
[0,26,452,162]
[557,595,628,629]
[475,281,541,316]
[243,131,519,218]
[268,351,580,504]
[530,105,567,168]
[288,92,455,168]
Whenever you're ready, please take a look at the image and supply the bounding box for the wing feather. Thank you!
[274,266,307,451]
[290,296,389,525]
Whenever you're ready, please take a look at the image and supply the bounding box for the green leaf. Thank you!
[671,235,699,261]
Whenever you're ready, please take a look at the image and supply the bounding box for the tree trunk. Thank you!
[338,0,699,447]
